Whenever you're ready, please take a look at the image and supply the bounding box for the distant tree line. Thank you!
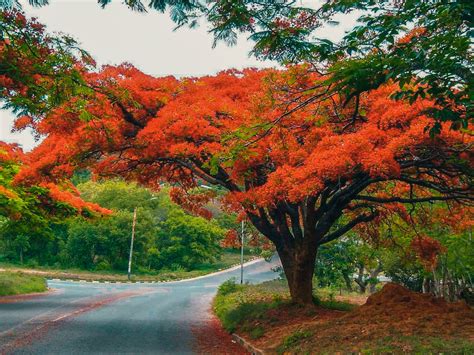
[0,179,236,272]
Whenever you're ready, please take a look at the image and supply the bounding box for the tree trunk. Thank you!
[278,245,318,305]
[422,276,430,293]
[342,273,353,292]
[368,262,382,294]
[355,265,367,294]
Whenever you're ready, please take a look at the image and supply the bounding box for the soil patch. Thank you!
[193,313,249,354]
[237,283,474,353]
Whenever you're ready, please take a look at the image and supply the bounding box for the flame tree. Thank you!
[1,12,473,304]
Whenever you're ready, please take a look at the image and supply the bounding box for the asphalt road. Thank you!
[0,258,280,354]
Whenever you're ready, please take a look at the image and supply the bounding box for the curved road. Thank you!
[0,258,280,354]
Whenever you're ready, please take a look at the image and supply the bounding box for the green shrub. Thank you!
[218,278,240,296]
[95,260,111,271]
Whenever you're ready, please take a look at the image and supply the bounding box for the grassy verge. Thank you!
[213,279,354,335]
[275,331,474,354]
[0,272,48,296]
[0,251,258,282]
[213,279,474,354]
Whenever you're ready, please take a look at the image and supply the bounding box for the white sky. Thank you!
[0,0,356,151]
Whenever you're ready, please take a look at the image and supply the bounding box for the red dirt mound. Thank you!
[365,282,469,311]
[342,283,474,340]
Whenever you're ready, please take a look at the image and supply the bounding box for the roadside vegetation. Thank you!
[214,279,474,354]
[0,271,47,296]
[0,250,257,282]
[0,179,266,280]
[1,179,256,287]
[214,279,358,334]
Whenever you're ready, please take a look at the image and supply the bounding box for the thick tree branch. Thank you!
[318,212,378,246]
[356,195,473,204]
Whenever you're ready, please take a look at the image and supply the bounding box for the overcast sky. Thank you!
[0,0,355,151]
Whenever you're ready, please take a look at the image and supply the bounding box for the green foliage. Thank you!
[382,250,426,292]
[278,330,312,354]
[314,237,357,289]
[78,180,163,213]
[214,279,284,332]
[249,326,265,340]
[65,209,155,270]
[28,0,468,130]
[0,271,47,296]
[218,278,241,296]
[314,235,384,294]
[359,335,474,354]
[0,179,231,272]
[156,209,224,270]
[214,278,354,335]
[0,148,81,265]
[0,10,95,119]
[382,227,474,298]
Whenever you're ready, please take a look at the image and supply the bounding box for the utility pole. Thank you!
[240,219,244,284]
[128,206,137,281]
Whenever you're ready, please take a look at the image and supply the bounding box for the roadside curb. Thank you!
[0,288,57,303]
[45,257,262,285]
[232,333,264,355]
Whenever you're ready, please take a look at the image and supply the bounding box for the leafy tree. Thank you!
[1,12,472,303]
[379,212,474,300]
[314,238,357,291]
[64,180,226,271]
[65,209,156,270]
[0,10,94,120]
[11,1,471,131]
[12,61,472,303]
[78,179,172,218]
[155,209,224,270]
[0,141,110,264]
[315,236,383,294]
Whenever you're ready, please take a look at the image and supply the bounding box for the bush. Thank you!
[95,260,111,271]
[25,259,39,268]
[218,278,240,296]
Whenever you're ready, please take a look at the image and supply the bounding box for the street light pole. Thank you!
[127,206,137,281]
[240,219,244,284]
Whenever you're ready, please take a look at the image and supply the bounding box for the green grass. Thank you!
[0,251,258,282]
[279,333,474,354]
[0,272,48,296]
[213,279,353,334]
[249,326,265,340]
[277,330,312,354]
[213,279,282,332]
[358,335,474,354]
